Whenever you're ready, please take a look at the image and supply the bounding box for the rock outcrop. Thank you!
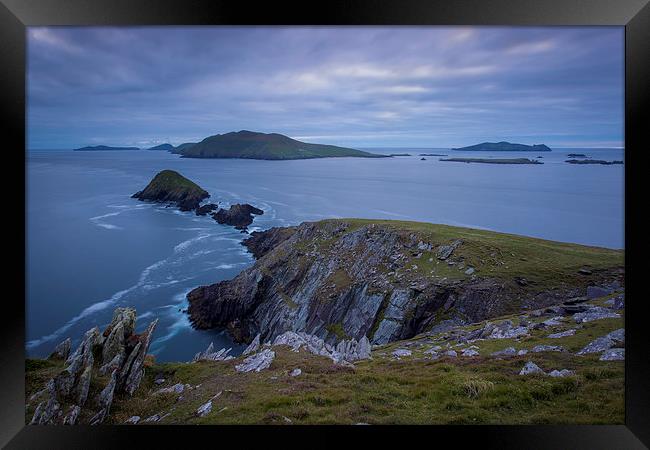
[132,170,210,211]
[29,307,157,425]
[187,219,623,348]
[211,204,264,230]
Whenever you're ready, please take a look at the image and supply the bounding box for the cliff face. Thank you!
[187,219,623,346]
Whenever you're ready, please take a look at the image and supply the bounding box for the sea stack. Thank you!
[131,170,210,211]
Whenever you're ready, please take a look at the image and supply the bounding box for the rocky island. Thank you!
[565,159,623,165]
[132,170,210,211]
[132,170,264,230]
[440,157,543,165]
[452,142,552,152]
[187,219,622,347]
[73,145,140,151]
[147,143,175,151]
[177,130,386,160]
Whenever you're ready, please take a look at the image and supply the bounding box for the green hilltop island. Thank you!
[175,130,387,160]
[73,145,140,151]
[453,142,552,152]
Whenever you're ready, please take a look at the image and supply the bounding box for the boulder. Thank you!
[547,329,576,339]
[519,361,544,375]
[436,239,462,260]
[491,347,517,357]
[577,328,624,355]
[531,345,566,353]
[573,307,620,323]
[235,349,276,373]
[548,369,575,377]
[125,416,141,424]
[51,338,72,360]
[392,349,412,358]
[587,285,614,299]
[290,368,302,377]
[600,348,625,361]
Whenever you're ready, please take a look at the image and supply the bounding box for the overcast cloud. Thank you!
[27,26,624,149]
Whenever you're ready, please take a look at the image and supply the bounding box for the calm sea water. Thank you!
[26,148,624,361]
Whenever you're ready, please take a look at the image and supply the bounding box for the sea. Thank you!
[26,147,624,362]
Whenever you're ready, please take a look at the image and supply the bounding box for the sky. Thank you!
[27,26,624,149]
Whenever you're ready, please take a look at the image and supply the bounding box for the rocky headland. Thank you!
[211,204,264,231]
[186,219,623,348]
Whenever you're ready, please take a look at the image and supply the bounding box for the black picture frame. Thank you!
[2,0,648,448]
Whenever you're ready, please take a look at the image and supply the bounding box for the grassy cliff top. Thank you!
[179,130,386,160]
[304,219,623,289]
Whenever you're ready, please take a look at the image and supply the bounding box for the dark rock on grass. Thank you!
[211,204,264,230]
[195,203,219,216]
[132,169,209,211]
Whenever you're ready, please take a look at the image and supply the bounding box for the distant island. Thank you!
[148,143,175,151]
[419,153,448,157]
[567,153,588,158]
[440,157,543,165]
[452,142,552,152]
[73,145,140,151]
[177,130,386,160]
[565,159,623,165]
[388,153,411,157]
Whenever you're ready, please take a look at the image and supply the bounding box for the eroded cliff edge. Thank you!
[187,219,623,346]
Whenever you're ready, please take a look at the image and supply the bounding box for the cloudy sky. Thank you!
[27,26,624,149]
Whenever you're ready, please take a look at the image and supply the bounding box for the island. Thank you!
[440,157,543,165]
[452,142,552,152]
[419,153,448,156]
[388,153,411,157]
[73,145,140,151]
[177,130,387,160]
[211,204,264,230]
[567,153,588,158]
[131,170,210,211]
[565,159,623,165]
[148,143,175,151]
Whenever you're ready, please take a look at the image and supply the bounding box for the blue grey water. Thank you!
[26,148,624,362]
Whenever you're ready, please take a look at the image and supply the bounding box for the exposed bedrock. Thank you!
[187,220,623,347]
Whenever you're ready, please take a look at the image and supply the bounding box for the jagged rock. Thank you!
[531,345,566,353]
[195,203,218,216]
[89,370,117,425]
[62,405,81,425]
[102,321,126,366]
[30,392,61,425]
[290,368,302,377]
[197,400,213,417]
[600,348,625,361]
[66,327,100,367]
[573,307,620,323]
[444,350,457,358]
[242,334,261,356]
[75,365,92,406]
[121,319,158,395]
[193,342,232,362]
[99,353,123,376]
[519,361,544,375]
[548,369,575,377]
[517,349,528,356]
[143,414,161,423]
[548,329,576,339]
[577,328,624,355]
[437,239,462,260]
[125,416,141,424]
[51,338,72,360]
[235,349,275,373]
[491,347,517,357]
[155,383,185,395]
[392,349,412,358]
[488,320,529,339]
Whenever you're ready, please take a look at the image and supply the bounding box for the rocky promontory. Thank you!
[187,219,623,347]
[132,170,210,211]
